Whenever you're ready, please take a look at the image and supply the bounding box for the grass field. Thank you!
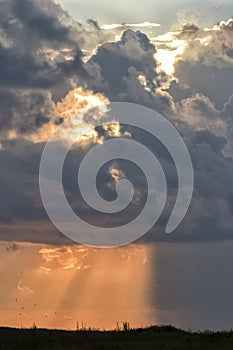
[1,325,233,349]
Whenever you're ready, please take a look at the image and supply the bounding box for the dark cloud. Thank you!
[178,23,200,37]
[0,0,110,135]
[190,131,232,199]
[0,3,233,246]
[2,125,233,245]
[5,242,20,252]
[174,62,233,109]
[192,130,227,154]
[0,140,45,223]
[166,130,233,242]
[0,0,85,89]
[0,90,55,136]
[173,18,233,109]
[166,80,195,103]
[87,29,173,114]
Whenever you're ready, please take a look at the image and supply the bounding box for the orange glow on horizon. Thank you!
[0,242,156,330]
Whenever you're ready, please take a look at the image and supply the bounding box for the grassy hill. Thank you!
[1,325,233,349]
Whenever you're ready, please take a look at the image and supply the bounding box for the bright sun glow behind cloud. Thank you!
[152,32,187,75]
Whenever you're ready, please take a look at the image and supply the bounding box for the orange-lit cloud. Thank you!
[31,87,109,145]
[17,279,34,295]
[29,87,129,146]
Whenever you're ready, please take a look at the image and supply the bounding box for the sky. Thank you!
[57,0,233,30]
[1,0,233,331]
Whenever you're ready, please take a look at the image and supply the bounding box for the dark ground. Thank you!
[1,325,233,349]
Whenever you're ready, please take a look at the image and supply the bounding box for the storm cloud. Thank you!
[0,1,233,246]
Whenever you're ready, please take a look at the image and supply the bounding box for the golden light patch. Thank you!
[31,87,110,145]
[30,87,128,146]
[0,242,154,330]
